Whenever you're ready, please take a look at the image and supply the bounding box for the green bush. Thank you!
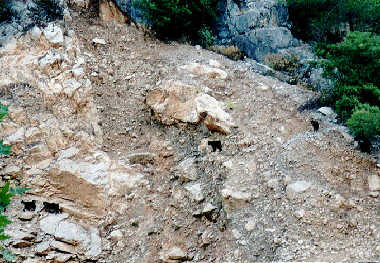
[0,104,29,262]
[347,104,380,140]
[197,26,216,48]
[287,0,380,42]
[133,0,219,42]
[0,106,11,156]
[318,32,380,87]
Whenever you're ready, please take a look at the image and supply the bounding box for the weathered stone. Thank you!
[317,107,337,119]
[4,127,24,144]
[55,253,72,263]
[54,221,89,245]
[184,183,204,202]
[35,241,51,255]
[99,1,127,23]
[221,188,251,201]
[50,240,75,254]
[25,127,43,144]
[160,246,187,262]
[43,23,64,45]
[92,38,106,45]
[368,174,380,191]
[146,80,235,134]
[174,157,198,181]
[39,214,69,235]
[109,230,123,241]
[286,180,312,199]
[180,63,228,80]
[8,105,26,124]
[245,218,256,232]
[30,26,42,41]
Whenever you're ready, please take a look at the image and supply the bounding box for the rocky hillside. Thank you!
[0,2,380,263]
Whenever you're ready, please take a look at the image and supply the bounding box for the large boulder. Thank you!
[146,80,236,134]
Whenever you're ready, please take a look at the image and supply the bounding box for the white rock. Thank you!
[221,188,251,201]
[267,178,279,189]
[39,49,63,68]
[39,214,69,235]
[202,203,217,214]
[92,38,106,45]
[368,174,380,191]
[209,59,222,68]
[43,23,64,44]
[35,241,50,255]
[54,221,89,245]
[4,127,24,144]
[294,209,305,219]
[167,246,187,260]
[318,107,337,118]
[184,183,204,202]
[244,218,256,231]
[109,230,123,241]
[232,229,242,239]
[180,63,228,80]
[174,157,198,181]
[30,26,42,40]
[63,78,81,97]
[50,240,75,253]
[286,181,312,199]
[86,228,102,257]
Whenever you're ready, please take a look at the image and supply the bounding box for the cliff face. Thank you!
[216,0,299,61]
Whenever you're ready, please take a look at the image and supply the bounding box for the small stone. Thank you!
[368,174,380,191]
[30,26,42,40]
[50,240,75,254]
[294,209,305,219]
[244,218,256,232]
[232,229,242,239]
[55,253,72,262]
[184,183,204,202]
[167,246,187,260]
[286,181,312,199]
[267,178,279,189]
[209,59,222,68]
[43,23,64,44]
[92,38,106,45]
[202,203,217,214]
[369,191,379,198]
[195,45,201,50]
[35,241,50,255]
[109,230,123,241]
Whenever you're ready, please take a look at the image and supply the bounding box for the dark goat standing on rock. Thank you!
[311,120,319,132]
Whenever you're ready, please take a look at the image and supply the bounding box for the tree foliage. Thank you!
[286,0,380,42]
[133,0,219,43]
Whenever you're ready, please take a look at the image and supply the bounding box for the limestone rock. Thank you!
[43,23,64,45]
[4,127,24,144]
[318,107,337,119]
[221,188,251,201]
[109,230,123,241]
[50,240,75,254]
[30,26,42,41]
[92,38,107,45]
[286,180,312,199]
[368,174,380,191]
[184,183,204,202]
[180,63,228,79]
[146,80,235,134]
[174,157,198,181]
[99,1,127,23]
[160,246,187,262]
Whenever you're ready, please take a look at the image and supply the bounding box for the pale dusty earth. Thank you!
[0,4,380,263]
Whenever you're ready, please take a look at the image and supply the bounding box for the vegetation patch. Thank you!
[209,45,245,60]
[133,0,219,45]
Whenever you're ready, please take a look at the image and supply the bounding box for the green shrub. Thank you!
[133,0,220,42]
[0,105,11,156]
[347,104,380,140]
[287,0,380,42]
[197,26,216,48]
[0,104,29,262]
[318,31,380,87]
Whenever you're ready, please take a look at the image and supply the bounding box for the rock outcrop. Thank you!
[216,0,298,61]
